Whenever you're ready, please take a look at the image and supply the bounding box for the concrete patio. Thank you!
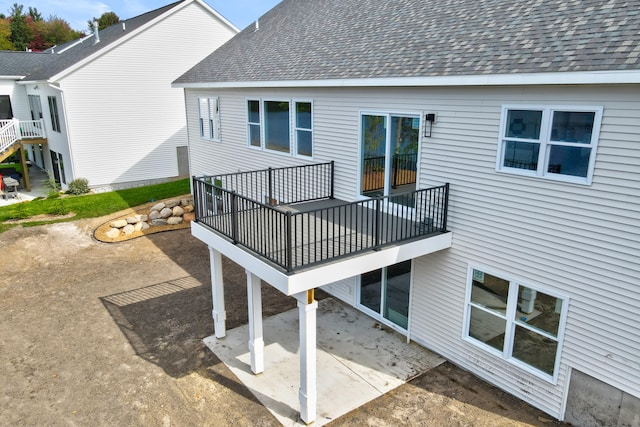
[0,165,49,206]
[204,297,444,426]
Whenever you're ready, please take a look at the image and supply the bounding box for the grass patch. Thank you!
[0,178,190,233]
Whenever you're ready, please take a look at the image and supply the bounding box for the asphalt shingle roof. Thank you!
[0,51,57,78]
[174,0,640,84]
[0,1,184,81]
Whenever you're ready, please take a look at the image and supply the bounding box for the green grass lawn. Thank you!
[0,178,191,233]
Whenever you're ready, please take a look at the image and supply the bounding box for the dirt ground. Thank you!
[0,211,568,426]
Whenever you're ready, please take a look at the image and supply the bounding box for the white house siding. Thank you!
[187,87,403,201]
[320,277,355,306]
[23,84,73,183]
[0,80,30,121]
[57,2,236,188]
[409,84,640,419]
[185,84,640,419]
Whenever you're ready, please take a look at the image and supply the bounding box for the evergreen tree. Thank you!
[27,6,41,21]
[9,3,31,51]
[88,11,120,32]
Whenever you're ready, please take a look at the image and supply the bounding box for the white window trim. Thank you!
[496,104,603,185]
[198,97,221,142]
[462,264,570,384]
[293,99,313,158]
[246,98,314,159]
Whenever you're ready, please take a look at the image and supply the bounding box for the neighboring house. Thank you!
[1,53,52,190]
[173,0,640,425]
[0,0,237,191]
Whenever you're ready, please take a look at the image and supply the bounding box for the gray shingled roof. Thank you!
[0,51,57,77]
[0,1,184,81]
[174,0,640,84]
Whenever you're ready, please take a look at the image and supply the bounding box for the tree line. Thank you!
[0,3,119,52]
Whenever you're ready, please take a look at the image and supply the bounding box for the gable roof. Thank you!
[26,1,188,81]
[0,0,238,82]
[174,0,640,87]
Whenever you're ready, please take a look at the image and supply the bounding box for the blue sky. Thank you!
[3,0,281,32]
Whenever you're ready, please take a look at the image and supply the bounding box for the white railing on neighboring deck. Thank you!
[17,119,46,140]
[0,119,19,153]
[0,119,46,153]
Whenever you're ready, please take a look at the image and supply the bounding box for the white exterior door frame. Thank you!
[358,110,422,217]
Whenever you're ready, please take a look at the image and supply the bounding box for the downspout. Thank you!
[48,83,77,187]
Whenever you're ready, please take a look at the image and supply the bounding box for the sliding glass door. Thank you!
[360,113,419,201]
[359,260,412,330]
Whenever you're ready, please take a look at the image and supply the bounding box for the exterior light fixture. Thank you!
[423,113,436,137]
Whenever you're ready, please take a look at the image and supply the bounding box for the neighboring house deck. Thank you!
[0,119,47,191]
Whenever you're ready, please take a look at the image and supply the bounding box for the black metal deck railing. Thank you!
[193,163,449,273]
[362,153,418,192]
[202,162,334,206]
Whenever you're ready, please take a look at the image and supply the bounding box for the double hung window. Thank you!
[464,267,568,382]
[247,100,261,147]
[48,96,61,133]
[498,105,602,184]
[198,97,220,141]
[247,99,313,157]
[295,101,312,157]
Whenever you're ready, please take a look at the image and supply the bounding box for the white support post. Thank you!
[297,290,317,425]
[246,270,264,374]
[210,247,226,338]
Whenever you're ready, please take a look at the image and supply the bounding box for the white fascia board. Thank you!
[16,79,51,85]
[172,69,640,89]
[48,0,230,82]
[191,221,292,294]
[193,0,239,33]
[0,76,25,80]
[286,232,453,294]
[191,221,452,296]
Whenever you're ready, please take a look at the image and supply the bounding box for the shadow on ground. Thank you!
[99,231,320,380]
[99,228,564,426]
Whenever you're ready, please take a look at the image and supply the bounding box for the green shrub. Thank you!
[67,178,90,196]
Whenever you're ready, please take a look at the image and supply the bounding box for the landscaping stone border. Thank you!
[93,195,194,243]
